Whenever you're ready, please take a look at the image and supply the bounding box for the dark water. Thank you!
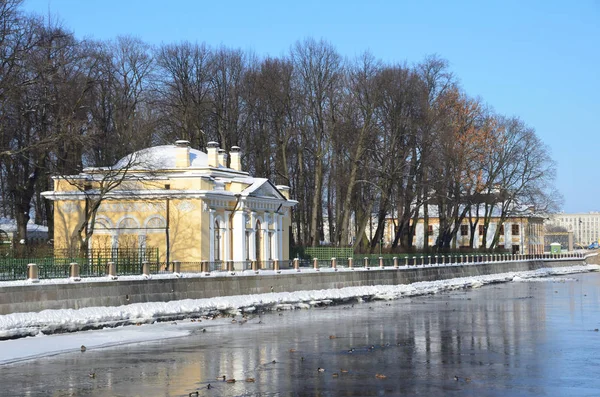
[2,272,600,397]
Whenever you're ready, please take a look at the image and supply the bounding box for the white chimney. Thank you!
[230,146,242,171]
[276,185,290,199]
[207,141,219,167]
[218,149,227,167]
[174,140,190,168]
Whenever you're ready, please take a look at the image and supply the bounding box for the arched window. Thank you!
[214,220,221,261]
[118,217,139,230]
[255,220,261,262]
[145,216,166,230]
[94,216,112,232]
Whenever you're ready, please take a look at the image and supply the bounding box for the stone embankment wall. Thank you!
[0,258,589,315]
[584,250,600,264]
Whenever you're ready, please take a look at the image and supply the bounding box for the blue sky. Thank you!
[22,0,600,213]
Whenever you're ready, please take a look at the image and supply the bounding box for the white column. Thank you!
[263,213,270,261]
[223,211,231,261]
[271,213,279,260]
[249,211,257,261]
[209,209,215,262]
[277,213,284,260]
[232,210,247,262]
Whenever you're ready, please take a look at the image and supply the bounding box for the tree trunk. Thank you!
[310,156,323,246]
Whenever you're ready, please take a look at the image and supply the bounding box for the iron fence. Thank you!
[291,246,354,260]
[335,258,350,268]
[0,252,587,282]
[0,248,160,281]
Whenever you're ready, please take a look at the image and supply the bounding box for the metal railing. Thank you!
[0,248,160,281]
[2,252,589,282]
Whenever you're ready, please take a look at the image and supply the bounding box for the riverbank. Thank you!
[2,270,600,397]
[0,263,597,340]
[0,256,589,316]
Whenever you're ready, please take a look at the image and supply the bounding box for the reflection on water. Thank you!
[3,273,600,396]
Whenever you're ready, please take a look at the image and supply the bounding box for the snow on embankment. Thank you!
[0,265,597,340]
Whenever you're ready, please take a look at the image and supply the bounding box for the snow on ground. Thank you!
[0,320,202,365]
[0,217,48,233]
[0,264,597,353]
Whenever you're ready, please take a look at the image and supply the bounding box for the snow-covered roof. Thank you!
[103,145,212,171]
[241,178,287,200]
[45,143,296,206]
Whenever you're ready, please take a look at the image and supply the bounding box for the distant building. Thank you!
[546,212,600,247]
[42,141,297,268]
[410,215,544,254]
[543,231,573,252]
[365,207,545,254]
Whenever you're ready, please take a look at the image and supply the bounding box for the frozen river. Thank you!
[2,271,600,396]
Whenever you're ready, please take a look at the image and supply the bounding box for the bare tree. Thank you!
[86,36,155,166]
[1,16,94,255]
[0,0,564,257]
[330,52,380,247]
[430,87,485,251]
[291,38,342,246]
[210,46,249,152]
[154,41,212,149]
[242,56,295,184]
[48,150,161,256]
[487,118,559,248]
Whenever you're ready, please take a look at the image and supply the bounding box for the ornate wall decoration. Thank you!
[94,216,113,230]
[118,217,140,229]
[98,202,165,213]
[176,201,195,213]
[145,216,166,229]
[61,202,79,214]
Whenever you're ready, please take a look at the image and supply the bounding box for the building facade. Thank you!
[366,210,545,254]
[546,212,600,247]
[410,215,545,254]
[42,141,297,268]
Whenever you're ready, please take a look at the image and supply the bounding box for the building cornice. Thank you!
[54,167,250,180]
[41,189,298,208]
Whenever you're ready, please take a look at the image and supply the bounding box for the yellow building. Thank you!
[42,141,297,269]
[411,215,545,254]
[373,212,545,254]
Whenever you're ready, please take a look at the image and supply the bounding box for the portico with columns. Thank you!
[206,191,290,267]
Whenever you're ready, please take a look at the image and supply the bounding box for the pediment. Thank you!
[245,180,286,200]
